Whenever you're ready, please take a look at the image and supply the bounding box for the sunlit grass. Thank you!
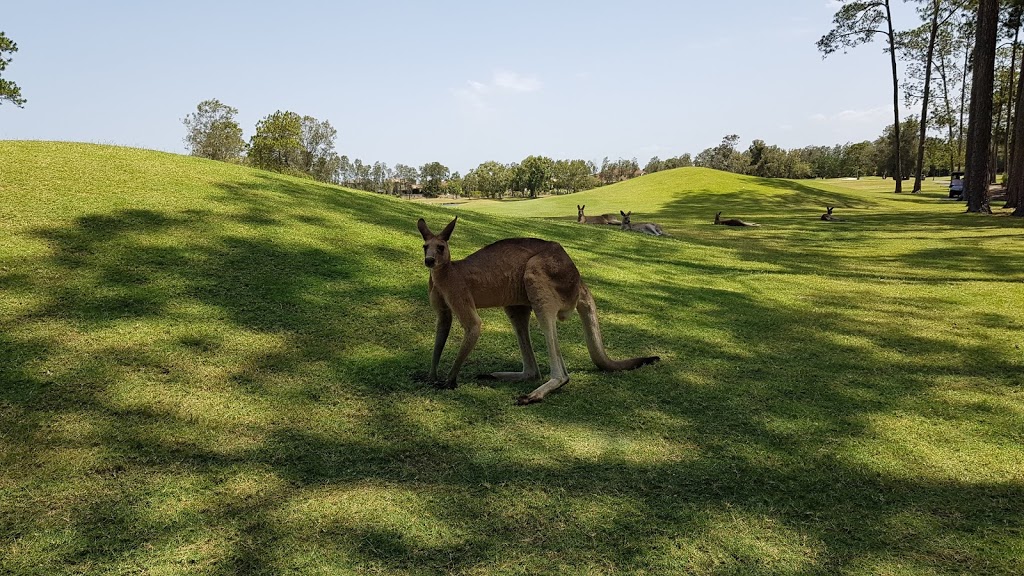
[2,142,1023,574]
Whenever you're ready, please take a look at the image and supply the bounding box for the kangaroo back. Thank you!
[715,211,760,227]
[578,205,621,225]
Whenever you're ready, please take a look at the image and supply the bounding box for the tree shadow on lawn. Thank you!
[1,192,1022,573]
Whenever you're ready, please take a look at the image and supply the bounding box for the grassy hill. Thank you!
[1,142,1022,574]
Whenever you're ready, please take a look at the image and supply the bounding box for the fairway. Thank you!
[2,142,1023,574]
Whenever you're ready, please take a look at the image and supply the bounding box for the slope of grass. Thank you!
[2,143,1022,575]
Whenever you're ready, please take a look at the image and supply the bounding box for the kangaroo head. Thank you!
[417,217,457,269]
[826,206,834,215]
[577,205,585,221]
[619,211,632,227]
[714,211,722,224]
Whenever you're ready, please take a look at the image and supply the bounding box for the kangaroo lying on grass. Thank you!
[820,206,844,221]
[418,217,659,405]
[714,211,760,227]
[619,211,665,236]
[577,205,621,225]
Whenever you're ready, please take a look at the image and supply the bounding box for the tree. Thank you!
[393,163,419,195]
[299,116,341,183]
[0,31,26,107]
[644,156,664,174]
[875,117,921,179]
[517,155,554,197]
[899,1,954,192]
[248,110,304,174]
[420,162,450,197]
[182,99,246,162]
[964,0,999,214]
[819,0,905,193]
[695,134,744,172]
[468,161,512,198]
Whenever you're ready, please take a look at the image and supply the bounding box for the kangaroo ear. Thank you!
[438,216,458,242]
[620,210,626,217]
[577,205,581,210]
[417,218,432,240]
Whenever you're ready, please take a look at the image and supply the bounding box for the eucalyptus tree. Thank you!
[419,162,450,197]
[299,116,341,182]
[0,31,26,107]
[393,163,419,195]
[182,99,246,162]
[248,110,304,173]
[819,0,905,192]
[964,0,999,214]
[469,161,512,198]
[517,155,554,197]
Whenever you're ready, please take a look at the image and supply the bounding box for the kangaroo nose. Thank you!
[424,257,435,268]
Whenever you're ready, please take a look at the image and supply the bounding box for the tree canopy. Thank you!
[0,31,26,108]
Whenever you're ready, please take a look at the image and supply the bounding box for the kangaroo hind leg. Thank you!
[516,255,577,405]
[484,305,540,382]
[516,306,570,405]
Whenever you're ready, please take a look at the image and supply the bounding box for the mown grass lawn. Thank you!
[2,142,1022,574]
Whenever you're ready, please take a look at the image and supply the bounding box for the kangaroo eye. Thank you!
[437,246,445,252]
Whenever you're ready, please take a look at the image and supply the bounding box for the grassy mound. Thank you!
[1,142,1022,574]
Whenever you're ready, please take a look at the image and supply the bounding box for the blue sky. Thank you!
[2,1,926,173]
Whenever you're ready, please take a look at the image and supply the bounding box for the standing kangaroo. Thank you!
[714,211,760,227]
[418,217,659,405]
[577,205,621,225]
[619,211,665,236]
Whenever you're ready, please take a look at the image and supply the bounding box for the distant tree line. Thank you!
[647,119,946,181]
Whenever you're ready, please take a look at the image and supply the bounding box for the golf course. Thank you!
[1,141,1022,574]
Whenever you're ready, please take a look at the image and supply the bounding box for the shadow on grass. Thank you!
[1,174,1022,574]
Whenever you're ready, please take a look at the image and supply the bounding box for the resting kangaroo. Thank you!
[577,205,621,225]
[820,206,843,221]
[619,211,665,236]
[714,211,760,227]
[418,217,659,405]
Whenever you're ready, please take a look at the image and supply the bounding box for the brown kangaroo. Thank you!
[714,211,760,227]
[418,217,659,405]
[619,211,665,236]
[820,206,843,221]
[577,205,621,225]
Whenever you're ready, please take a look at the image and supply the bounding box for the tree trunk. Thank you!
[1005,33,1019,181]
[958,31,973,172]
[936,48,957,175]
[914,0,942,193]
[965,0,998,214]
[886,1,903,193]
[1007,44,1024,212]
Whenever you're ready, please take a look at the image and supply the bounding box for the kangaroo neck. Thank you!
[429,260,454,284]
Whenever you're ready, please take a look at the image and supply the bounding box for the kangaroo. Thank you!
[619,211,665,236]
[418,217,659,405]
[577,205,621,225]
[714,211,760,227]
[820,206,843,221]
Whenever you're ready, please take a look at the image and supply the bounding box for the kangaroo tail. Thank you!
[576,283,660,371]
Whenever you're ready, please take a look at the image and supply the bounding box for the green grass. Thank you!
[1,142,1022,574]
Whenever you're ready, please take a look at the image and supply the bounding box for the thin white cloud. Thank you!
[810,106,890,125]
[492,70,542,93]
[453,70,542,111]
